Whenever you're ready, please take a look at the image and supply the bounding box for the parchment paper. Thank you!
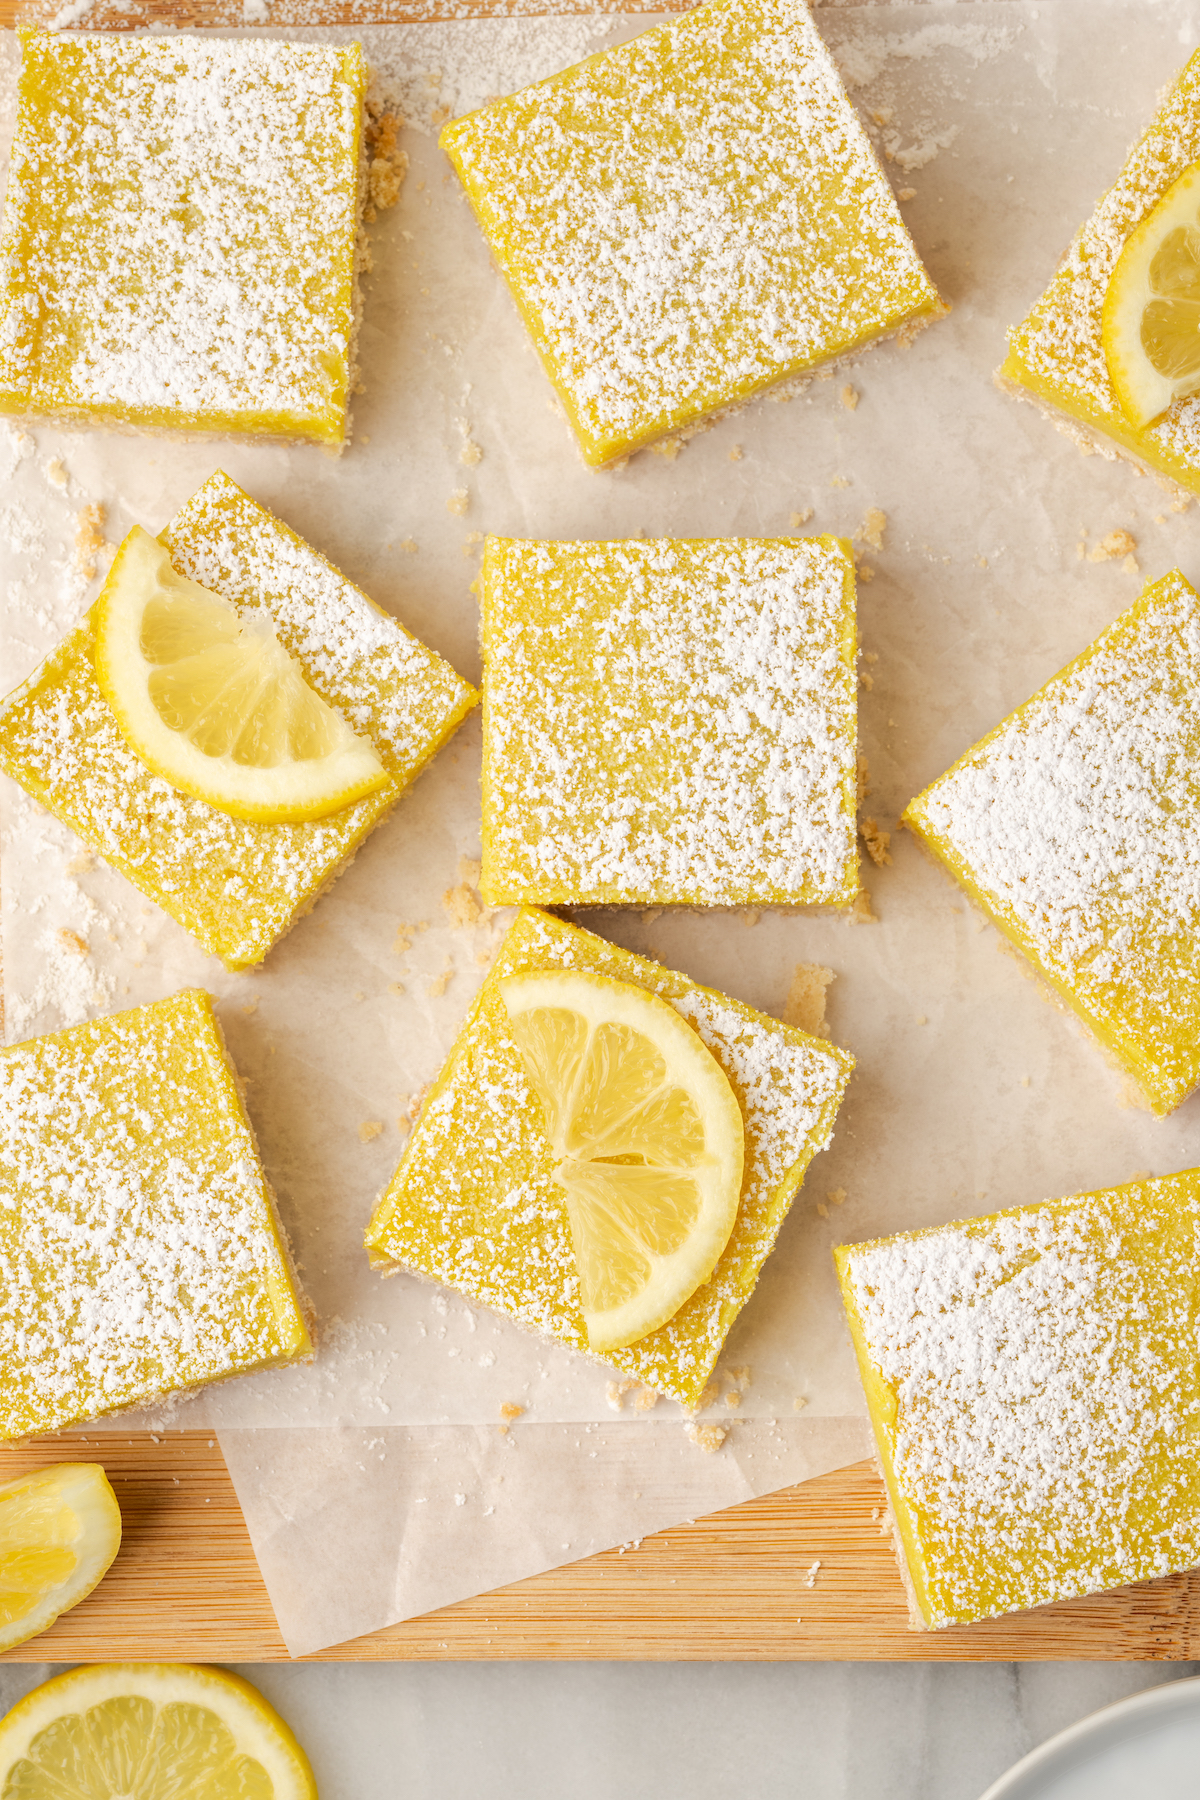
[5,0,1200,1654]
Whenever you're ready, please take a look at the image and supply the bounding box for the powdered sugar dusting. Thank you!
[443,0,940,459]
[482,537,857,907]
[909,569,1200,1111]
[0,988,307,1439]
[840,1174,1200,1627]
[368,907,853,1408]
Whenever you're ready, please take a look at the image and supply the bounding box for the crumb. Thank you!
[846,888,877,925]
[642,907,663,925]
[459,856,481,885]
[632,1385,659,1411]
[856,507,886,551]
[728,444,743,461]
[692,1379,721,1413]
[446,489,469,516]
[393,920,428,955]
[58,928,88,957]
[358,1120,383,1142]
[66,851,94,875]
[240,998,259,1017]
[859,818,892,867]
[1088,528,1136,562]
[1155,513,1167,524]
[840,385,858,411]
[1019,1074,1030,1087]
[864,651,878,663]
[1122,554,1139,573]
[915,1013,927,1025]
[74,502,106,581]
[47,455,68,489]
[1172,495,1191,513]
[1129,1169,1151,1182]
[789,507,814,530]
[731,1366,751,1386]
[872,107,892,125]
[977,554,989,570]
[650,436,684,460]
[460,440,483,467]
[794,1395,809,1411]
[830,474,850,489]
[400,537,418,554]
[827,1189,846,1208]
[856,755,871,803]
[606,1378,638,1411]
[362,103,408,220]
[782,963,834,1037]
[498,1402,524,1432]
[856,560,875,582]
[427,959,454,998]
[816,1202,828,1218]
[803,1560,821,1588]
[1076,542,1086,561]
[442,882,482,928]
[898,186,916,200]
[742,909,761,927]
[462,531,483,557]
[724,1390,741,1410]
[685,1422,727,1454]
[388,982,406,996]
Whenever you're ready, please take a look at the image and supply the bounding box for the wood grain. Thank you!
[1,1433,1197,1661]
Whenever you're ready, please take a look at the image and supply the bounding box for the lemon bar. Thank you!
[481,536,859,907]
[904,570,1200,1117]
[1000,49,1200,492]
[0,30,364,447]
[836,1171,1200,1629]
[0,988,310,1441]
[441,0,944,467]
[365,907,854,1407]
[0,470,478,969]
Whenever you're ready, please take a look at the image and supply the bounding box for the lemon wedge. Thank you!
[0,1663,317,1800]
[0,1463,121,1654]
[94,526,389,824]
[1103,159,1200,427]
[501,969,745,1353]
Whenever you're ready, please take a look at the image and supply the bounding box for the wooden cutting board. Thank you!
[0,1432,1197,1660]
[1,0,1197,1663]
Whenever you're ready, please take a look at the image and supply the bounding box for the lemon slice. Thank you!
[0,1663,317,1800]
[94,526,389,824]
[500,969,745,1353]
[1103,159,1200,427]
[0,1463,121,1654]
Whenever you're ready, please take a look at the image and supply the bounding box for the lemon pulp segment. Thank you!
[903,568,1200,1116]
[1103,160,1200,426]
[480,536,859,908]
[501,970,744,1351]
[0,1663,316,1800]
[0,989,311,1441]
[1000,46,1200,494]
[0,30,363,446]
[441,0,942,465]
[94,526,388,824]
[0,1464,121,1653]
[0,471,478,970]
[836,1172,1200,1628]
[365,907,853,1407]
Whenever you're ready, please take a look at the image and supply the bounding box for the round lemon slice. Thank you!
[500,969,745,1353]
[94,526,389,824]
[0,1463,121,1654]
[0,1663,317,1800]
[1103,159,1200,428]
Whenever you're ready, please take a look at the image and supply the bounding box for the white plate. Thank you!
[979,1676,1200,1800]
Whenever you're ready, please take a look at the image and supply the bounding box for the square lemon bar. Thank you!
[904,569,1200,1117]
[0,470,478,970]
[441,0,944,466]
[836,1171,1200,1628]
[1000,48,1200,493]
[366,907,854,1408]
[0,30,365,447]
[481,536,859,908]
[0,988,310,1441]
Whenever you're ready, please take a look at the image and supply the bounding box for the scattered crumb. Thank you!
[58,928,88,957]
[446,489,469,516]
[74,502,106,581]
[742,908,761,927]
[730,1367,751,1387]
[650,436,684,460]
[1129,1169,1151,1182]
[828,1189,846,1209]
[724,1389,741,1410]
[859,818,892,867]
[66,851,94,875]
[460,440,483,467]
[856,507,887,551]
[1088,528,1136,562]
[362,103,408,221]
[240,998,259,1017]
[462,530,483,557]
[830,474,850,489]
[1122,553,1139,574]
[782,962,834,1037]
[692,1379,721,1413]
[728,444,743,461]
[47,455,68,489]
[1155,513,1167,524]
[858,668,873,690]
[816,1201,829,1218]
[427,958,454,998]
[631,1386,659,1412]
[497,1402,524,1436]
[606,1379,638,1411]
[388,981,406,997]
[1019,1074,1030,1087]
[846,888,877,925]
[400,537,418,553]
[856,560,875,582]
[840,385,858,411]
[898,186,916,200]
[915,1013,927,1025]
[442,882,482,928]
[393,920,428,956]
[794,1395,809,1411]
[1172,495,1191,513]
[803,1560,821,1588]
[977,554,989,570]
[358,1120,383,1142]
[789,507,814,530]
[685,1422,728,1454]
[857,755,871,802]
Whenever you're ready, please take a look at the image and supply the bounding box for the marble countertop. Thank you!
[2,1660,1197,1798]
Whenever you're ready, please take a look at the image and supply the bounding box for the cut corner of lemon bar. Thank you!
[999,45,1200,494]
[836,1169,1200,1628]
[0,1462,122,1654]
[0,987,311,1442]
[0,468,478,971]
[479,535,858,908]
[364,906,854,1408]
[902,566,1200,1117]
[0,1663,317,1800]
[440,0,943,466]
[0,29,365,447]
